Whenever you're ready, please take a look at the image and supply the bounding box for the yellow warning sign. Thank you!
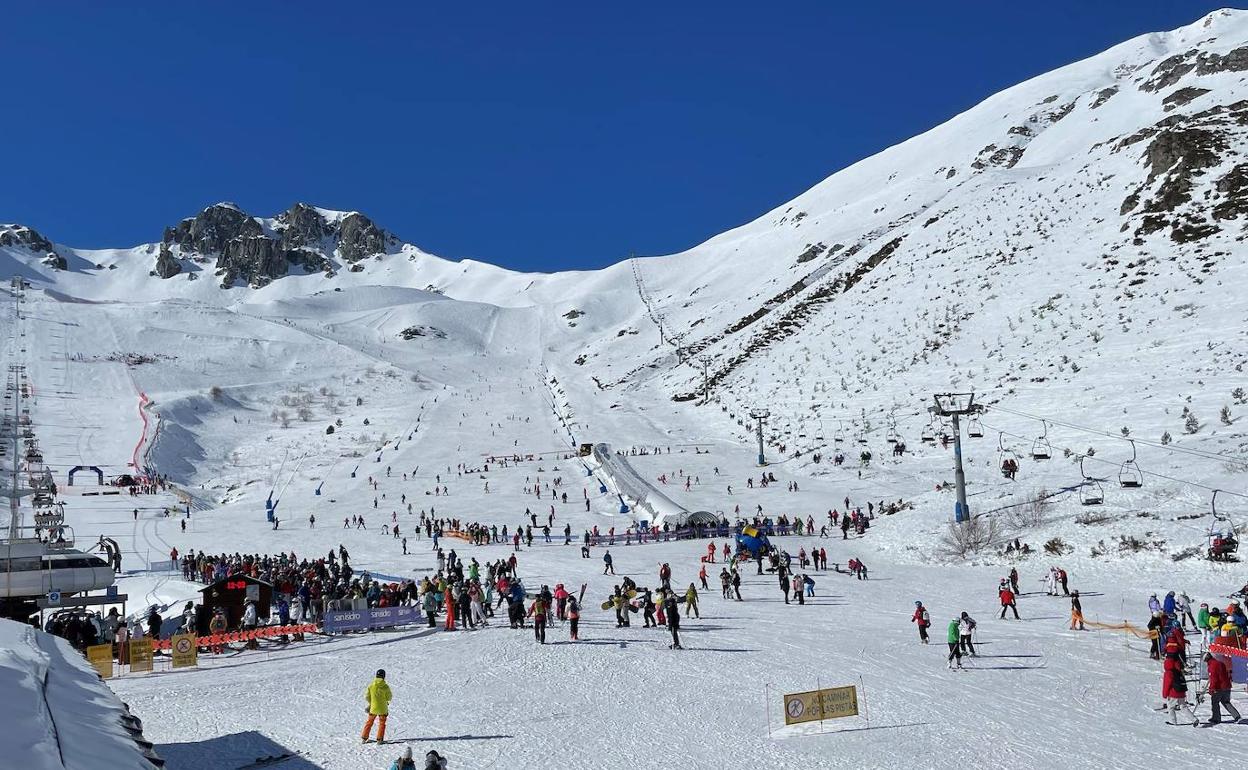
[783,685,859,725]
[86,643,114,679]
[129,638,154,673]
[171,633,198,669]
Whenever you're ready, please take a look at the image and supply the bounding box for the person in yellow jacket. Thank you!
[362,669,392,744]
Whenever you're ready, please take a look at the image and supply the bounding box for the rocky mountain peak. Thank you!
[155,202,397,287]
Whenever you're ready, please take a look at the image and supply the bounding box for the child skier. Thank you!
[912,601,930,643]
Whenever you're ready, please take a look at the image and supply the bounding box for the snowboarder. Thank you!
[664,591,683,649]
[912,601,930,643]
[685,583,700,619]
[567,595,580,641]
[361,669,392,744]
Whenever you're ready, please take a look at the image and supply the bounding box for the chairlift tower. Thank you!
[931,393,983,524]
[749,408,770,467]
[696,355,713,403]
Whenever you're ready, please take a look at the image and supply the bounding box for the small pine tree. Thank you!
[1221,405,1233,425]
[1120,426,1131,437]
[1161,431,1172,445]
[1184,412,1200,434]
[1234,387,1247,405]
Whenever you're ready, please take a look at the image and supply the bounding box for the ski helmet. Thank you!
[376,669,386,679]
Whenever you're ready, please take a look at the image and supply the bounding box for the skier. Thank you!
[422,750,448,770]
[1008,567,1020,595]
[912,601,931,644]
[685,583,700,619]
[998,585,1019,619]
[1177,593,1196,630]
[946,618,964,669]
[361,669,392,744]
[603,550,615,575]
[1162,642,1197,726]
[1205,652,1241,725]
[528,592,548,644]
[958,612,977,656]
[1070,591,1086,630]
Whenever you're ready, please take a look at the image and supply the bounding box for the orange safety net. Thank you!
[151,623,318,650]
[1082,619,1158,639]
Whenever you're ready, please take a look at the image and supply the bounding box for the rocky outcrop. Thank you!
[337,212,392,262]
[157,202,396,286]
[0,225,56,254]
[163,203,261,256]
[275,203,331,250]
[218,236,288,286]
[1,225,65,270]
[154,242,182,278]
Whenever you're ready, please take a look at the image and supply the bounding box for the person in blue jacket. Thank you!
[1163,591,1177,617]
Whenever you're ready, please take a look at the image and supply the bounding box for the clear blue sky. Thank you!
[0,2,1231,271]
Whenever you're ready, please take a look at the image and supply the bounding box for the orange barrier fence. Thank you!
[1083,619,1157,639]
[150,624,318,651]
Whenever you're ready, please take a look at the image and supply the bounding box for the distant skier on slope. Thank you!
[912,601,930,644]
[946,618,964,669]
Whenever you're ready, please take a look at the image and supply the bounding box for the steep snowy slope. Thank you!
[1,9,1246,554]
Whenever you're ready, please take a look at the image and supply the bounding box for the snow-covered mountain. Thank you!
[3,9,1247,536]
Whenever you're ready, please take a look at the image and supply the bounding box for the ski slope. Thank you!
[1,9,1247,770]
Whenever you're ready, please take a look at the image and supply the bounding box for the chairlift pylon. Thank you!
[1079,455,1104,506]
[1118,439,1143,489]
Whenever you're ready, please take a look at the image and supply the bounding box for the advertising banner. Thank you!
[323,605,419,634]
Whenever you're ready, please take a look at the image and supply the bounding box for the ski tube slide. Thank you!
[590,443,690,528]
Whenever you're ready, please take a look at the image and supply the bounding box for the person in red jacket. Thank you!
[998,586,1019,619]
[1162,642,1197,725]
[1206,652,1242,724]
[911,601,930,644]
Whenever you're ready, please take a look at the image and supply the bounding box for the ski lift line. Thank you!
[984,404,1248,470]
[980,421,1248,502]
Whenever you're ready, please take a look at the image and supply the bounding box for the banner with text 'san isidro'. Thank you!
[783,685,859,725]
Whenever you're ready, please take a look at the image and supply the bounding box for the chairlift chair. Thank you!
[1208,490,1239,561]
[1031,420,1052,461]
[1118,439,1143,489]
[1079,456,1104,506]
[885,418,899,444]
[967,414,984,439]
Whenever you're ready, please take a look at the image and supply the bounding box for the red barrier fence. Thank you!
[151,624,318,650]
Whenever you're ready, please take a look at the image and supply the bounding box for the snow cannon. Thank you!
[350,465,359,479]
[736,525,770,558]
[617,495,629,514]
[265,495,275,522]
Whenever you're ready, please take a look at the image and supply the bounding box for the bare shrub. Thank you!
[939,516,1000,558]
